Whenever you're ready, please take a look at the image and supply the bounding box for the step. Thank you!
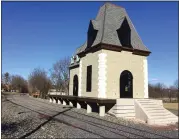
[113,106,135,110]
[115,109,135,113]
[141,103,160,107]
[155,117,178,122]
[135,99,177,125]
[139,102,158,104]
[136,100,154,102]
[149,115,177,120]
[145,108,164,111]
[116,104,134,106]
[139,103,157,105]
[142,104,161,106]
[116,99,134,105]
[115,107,135,109]
[114,112,135,117]
[137,100,163,106]
[143,106,163,109]
[113,104,134,107]
[137,101,158,103]
[146,110,169,113]
[116,108,135,110]
[114,110,135,114]
[147,109,171,113]
[137,101,154,103]
[139,102,157,104]
[148,118,178,125]
[115,114,135,118]
[148,113,172,117]
[143,106,162,108]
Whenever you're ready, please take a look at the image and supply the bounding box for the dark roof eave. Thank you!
[77,43,151,57]
[69,63,79,69]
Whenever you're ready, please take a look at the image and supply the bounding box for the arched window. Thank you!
[120,70,133,98]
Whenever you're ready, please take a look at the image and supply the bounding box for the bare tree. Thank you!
[167,86,174,103]
[28,82,37,96]
[11,75,28,93]
[155,82,166,99]
[149,81,178,102]
[28,68,51,98]
[149,83,158,98]
[2,72,11,91]
[50,57,70,94]
[174,79,178,90]
[149,82,167,99]
[173,80,178,102]
[3,72,11,84]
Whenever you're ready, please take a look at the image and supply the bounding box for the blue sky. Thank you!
[2,2,178,87]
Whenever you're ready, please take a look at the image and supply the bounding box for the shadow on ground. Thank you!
[1,122,18,134]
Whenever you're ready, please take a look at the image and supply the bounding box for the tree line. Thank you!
[149,80,178,102]
[1,57,70,99]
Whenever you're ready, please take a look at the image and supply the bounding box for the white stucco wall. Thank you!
[69,49,148,99]
[103,50,147,99]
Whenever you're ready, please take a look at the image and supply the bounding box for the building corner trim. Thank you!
[143,58,148,98]
[79,60,82,96]
[98,53,107,98]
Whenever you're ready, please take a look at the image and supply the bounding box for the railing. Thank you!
[48,92,66,96]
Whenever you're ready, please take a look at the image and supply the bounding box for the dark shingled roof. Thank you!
[75,2,150,55]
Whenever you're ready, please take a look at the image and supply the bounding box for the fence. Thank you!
[48,91,66,96]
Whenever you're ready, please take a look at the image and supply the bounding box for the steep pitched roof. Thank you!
[75,2,150,55]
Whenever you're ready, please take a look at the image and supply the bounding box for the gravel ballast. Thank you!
[1,93,178,138]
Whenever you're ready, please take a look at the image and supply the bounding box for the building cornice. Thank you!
[69,64,79,69]
[78,43,151,58]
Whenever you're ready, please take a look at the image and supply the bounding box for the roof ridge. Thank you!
[100,4,107,42]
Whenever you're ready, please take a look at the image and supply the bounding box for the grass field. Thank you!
[163,103,178,110]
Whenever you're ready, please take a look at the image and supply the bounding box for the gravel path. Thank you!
[1,93,178,138]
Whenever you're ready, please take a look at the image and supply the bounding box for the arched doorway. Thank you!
[120,70,133,98]
[73,75,78,96]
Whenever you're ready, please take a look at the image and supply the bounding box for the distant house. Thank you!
[2,84,11,92]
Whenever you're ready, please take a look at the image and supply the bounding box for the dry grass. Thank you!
[163,103,178,110]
